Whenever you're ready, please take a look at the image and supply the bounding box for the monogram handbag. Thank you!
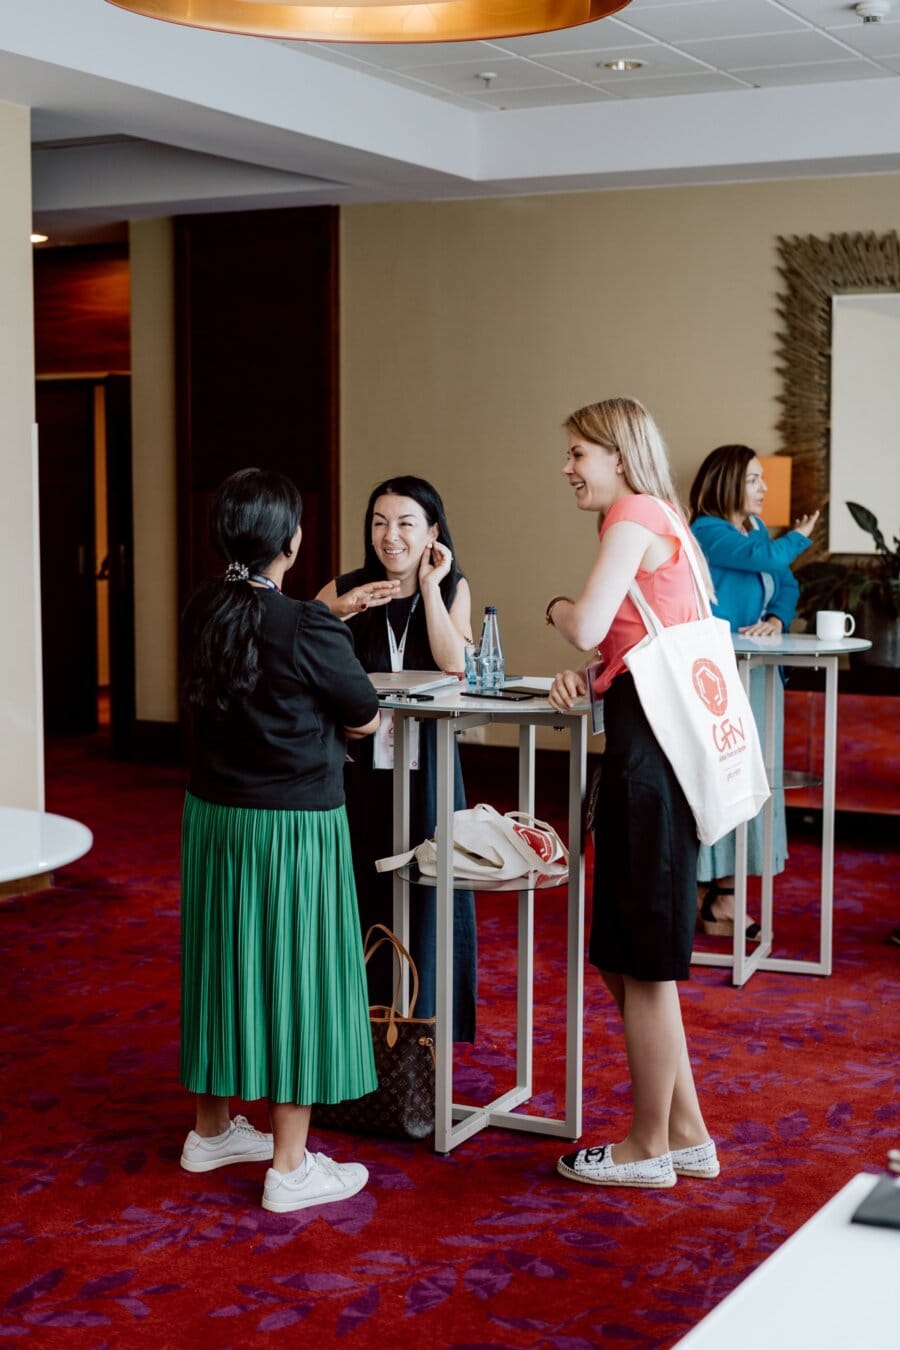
[623,499,770,846]
[313,926,436,1142]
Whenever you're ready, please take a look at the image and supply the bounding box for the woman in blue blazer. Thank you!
[689,445,818,935]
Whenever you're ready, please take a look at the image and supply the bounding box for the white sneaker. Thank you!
[180,1114,274,1173]
[557,1143,676,1189]
[262,1151,369,1213]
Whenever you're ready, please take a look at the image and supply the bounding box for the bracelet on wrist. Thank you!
[545,595,573,627]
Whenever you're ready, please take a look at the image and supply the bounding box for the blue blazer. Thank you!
[691,515,811,631]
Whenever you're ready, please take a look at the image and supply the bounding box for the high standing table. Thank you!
[691,634,871,986]
[382,681,589,1154]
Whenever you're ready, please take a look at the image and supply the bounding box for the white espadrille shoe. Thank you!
[671,1140,720,1178]
[557,1144,676,1189]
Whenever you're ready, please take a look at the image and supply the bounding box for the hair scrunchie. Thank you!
[224,561,250,583]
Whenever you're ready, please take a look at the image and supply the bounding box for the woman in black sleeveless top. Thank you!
[317,476,477,1041]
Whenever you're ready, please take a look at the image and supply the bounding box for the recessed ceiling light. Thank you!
[600,59,646,72]
[30,233,49,244]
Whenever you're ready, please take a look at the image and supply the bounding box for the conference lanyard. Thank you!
[386,593,420,671]
[374,595,421,771]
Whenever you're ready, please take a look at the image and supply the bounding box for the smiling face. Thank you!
[741,458,767,519]
[370,493,438,586]
[562,433,625,513]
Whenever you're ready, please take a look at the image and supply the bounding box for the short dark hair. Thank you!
[689,444,756,522]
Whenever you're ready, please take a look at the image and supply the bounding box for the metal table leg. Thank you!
[391,713,412,1007]
[433,716,456,1154]
[564,713,586,1141]
[516,724,536,1101]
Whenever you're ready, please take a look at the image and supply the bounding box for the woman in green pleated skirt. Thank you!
[180,795,376,1106]
[178,469,382,1213]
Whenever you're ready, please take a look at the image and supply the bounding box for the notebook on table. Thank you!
[369,671,459,696]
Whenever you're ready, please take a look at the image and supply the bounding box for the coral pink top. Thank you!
[593,495,700,697]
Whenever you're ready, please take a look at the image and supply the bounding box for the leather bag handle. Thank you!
[362,923,421,1044]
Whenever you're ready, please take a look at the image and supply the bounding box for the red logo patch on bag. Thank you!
[512,823,556,863]
[691,658,728,717]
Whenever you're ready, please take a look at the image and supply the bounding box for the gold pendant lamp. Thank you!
[105,0,632,45]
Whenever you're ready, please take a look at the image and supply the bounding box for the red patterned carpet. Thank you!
[1,736,898,1348]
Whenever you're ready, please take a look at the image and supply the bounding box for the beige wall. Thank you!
[0,99,42,807]
[130,174,900,727]
[340,176,900,731]
[130,218,179,724]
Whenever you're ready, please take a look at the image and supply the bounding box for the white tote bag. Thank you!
[375,804,569,883]
[622,500,770,846]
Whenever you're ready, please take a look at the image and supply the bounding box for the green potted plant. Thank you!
[796,502,900,667]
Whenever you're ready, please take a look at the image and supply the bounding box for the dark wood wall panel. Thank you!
[175,207,339,607]
[34,245,130,375]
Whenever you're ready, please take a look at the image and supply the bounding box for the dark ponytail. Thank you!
[183,468,302,716]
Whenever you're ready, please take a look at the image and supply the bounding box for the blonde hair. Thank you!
[565,396,715,600]
[565,397,681,504]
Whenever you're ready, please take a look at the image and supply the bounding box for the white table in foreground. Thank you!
[382,679,588,1154]
[0,806,93,889]
[692,633,871,986]
[673,1172,897,1349]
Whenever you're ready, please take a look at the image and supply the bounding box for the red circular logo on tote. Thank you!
[691,658,728,717]
[512,823,556,863]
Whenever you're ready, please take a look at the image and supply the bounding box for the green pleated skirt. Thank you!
[180,792,377,1105]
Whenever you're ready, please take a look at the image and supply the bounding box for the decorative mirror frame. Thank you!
[774,230,900,565]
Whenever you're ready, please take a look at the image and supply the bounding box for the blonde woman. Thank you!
[547,398,718,1190]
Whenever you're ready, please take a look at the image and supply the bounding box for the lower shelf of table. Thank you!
[397,864,568,892]
[782,770,823,790]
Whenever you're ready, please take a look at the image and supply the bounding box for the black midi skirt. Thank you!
[589,673,699,982]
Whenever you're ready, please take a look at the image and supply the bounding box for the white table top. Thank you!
[732,634,871,656]
[674,1172,897,1349]
[379,675,588,719]
[0,806,93,884]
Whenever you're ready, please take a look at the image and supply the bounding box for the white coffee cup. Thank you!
[816,610,855,641]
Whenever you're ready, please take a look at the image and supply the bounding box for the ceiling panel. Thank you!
[679,29,864,66]
[593,69,748,93]
[824,20,900,56]
[537,44,712,76]
[735,58,891,83]
[623,0,808,42]
[273,0,900,111]
[400,56,577,92]
[488,15,658,54]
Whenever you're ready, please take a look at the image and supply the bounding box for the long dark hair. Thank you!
[360,475,461,608]
[183,468,302,715]
[689,444,756,523]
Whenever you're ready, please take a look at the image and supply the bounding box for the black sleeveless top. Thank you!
[336,567,454,675]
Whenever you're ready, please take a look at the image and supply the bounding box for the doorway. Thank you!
[33,242,134,757]
[35,376,135,756]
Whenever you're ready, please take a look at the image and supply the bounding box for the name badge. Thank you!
[373,710,421,771]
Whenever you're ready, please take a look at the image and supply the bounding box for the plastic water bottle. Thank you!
[478,606,504,693]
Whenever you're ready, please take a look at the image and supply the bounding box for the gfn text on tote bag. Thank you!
[623,499,770,846]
